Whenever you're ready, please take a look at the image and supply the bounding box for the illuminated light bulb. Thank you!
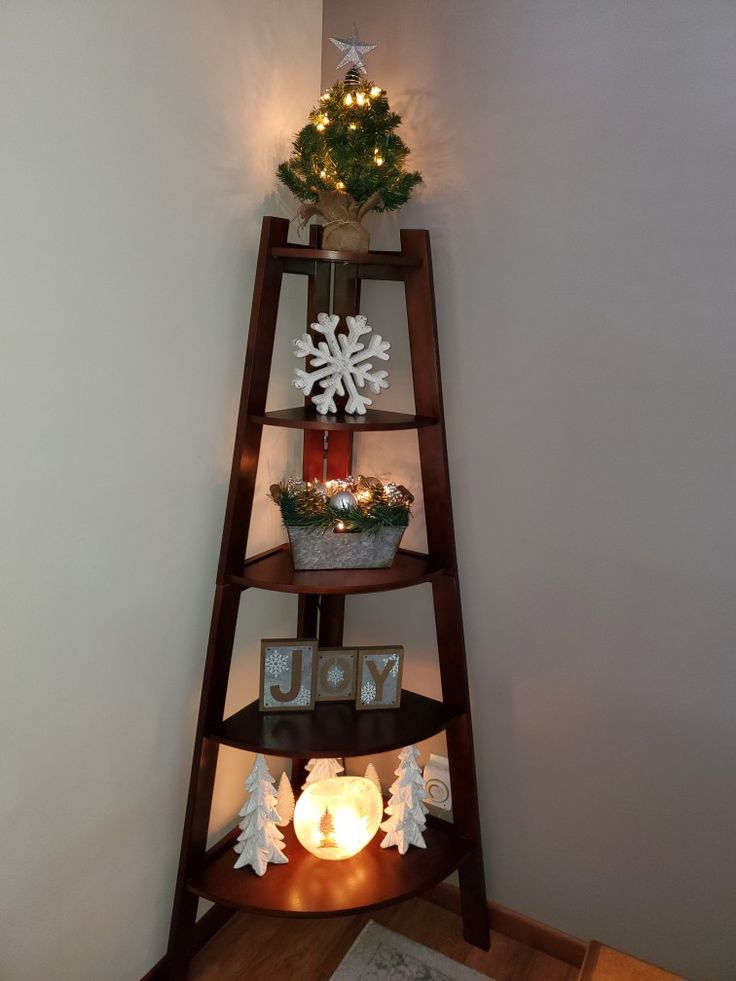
[293,777,383,861]
[370,86,382,97]
[349,123,357,130]
[316,122,325,131]
[336,521,345,531]
[323,116,330,124]
[356,92,365,106]
[344,93,353,106]
[376,157,384,166]
[320,169,326,178]
[336,181,345,190]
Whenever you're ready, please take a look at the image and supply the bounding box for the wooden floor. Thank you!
[190,897,579,981]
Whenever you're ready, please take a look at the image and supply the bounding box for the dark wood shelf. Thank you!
[188,821,473,917]
[231,546,446,595]
[165,218,490,970]
[252,407,437,431]
[272,245,420,267]
[208,690,462,758]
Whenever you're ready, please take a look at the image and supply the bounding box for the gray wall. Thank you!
[0,2,320,978]
[323,3,736,979]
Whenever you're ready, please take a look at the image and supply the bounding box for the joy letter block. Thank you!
[355,647,404,710]
[259,639,318,711]
[316,648,358,701]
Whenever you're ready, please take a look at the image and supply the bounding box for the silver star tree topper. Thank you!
[329,28,376,75]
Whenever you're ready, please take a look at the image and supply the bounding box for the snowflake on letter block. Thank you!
[265,649,290,676]
[293,312,390,415]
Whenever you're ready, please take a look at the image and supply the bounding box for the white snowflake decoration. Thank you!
[361,680,377,704]
[265,649,290,676]
[327,664,345,687]
[293,312,390,415]
[292,686,310,706]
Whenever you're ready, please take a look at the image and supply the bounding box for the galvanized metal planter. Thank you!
[287,525,406,570]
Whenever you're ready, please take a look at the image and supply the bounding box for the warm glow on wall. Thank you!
[293,776,383,860]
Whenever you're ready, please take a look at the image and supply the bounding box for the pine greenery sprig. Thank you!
[276,79,422,213]
[270,480,411,537]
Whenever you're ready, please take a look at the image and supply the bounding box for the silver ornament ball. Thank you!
[330,490,357,511]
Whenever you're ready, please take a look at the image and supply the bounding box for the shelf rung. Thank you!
[231,547,446,595]
[250,407,437,432]
[188,821,473,917]
[207,690,462,758]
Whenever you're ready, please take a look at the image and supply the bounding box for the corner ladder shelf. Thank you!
[164,217,490,977]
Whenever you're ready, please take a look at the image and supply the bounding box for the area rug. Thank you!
[329,920,491,981]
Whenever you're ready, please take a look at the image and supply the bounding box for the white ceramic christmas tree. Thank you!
[275,770,295,827]
[302,757,344,789]
[364,762,382,795]
[380,745,428,855]
[233,754,288,875]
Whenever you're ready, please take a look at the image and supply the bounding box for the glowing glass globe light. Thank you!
[293,776,383,861]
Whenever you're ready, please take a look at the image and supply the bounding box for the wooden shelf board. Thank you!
[208,690,462,758]
[252,407,437,432]
[188,821,473,917]
[231,546,446,595]
[271,245,420,267]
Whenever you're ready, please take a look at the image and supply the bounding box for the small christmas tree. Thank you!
[233,755,288,875]
[318,807,338,849]
[302,757,344,789]
[275,770,295,827]
[380,745,428,855]
[364,762,382,795]
[277,60,422,252]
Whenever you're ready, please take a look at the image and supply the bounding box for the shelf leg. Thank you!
[165,583,241,978]
[293,594,320,793]
[297,595,319,637]
[459,844,492,950]
[401,226,491,952]
[318,594,346,647]
[432,573,491,952]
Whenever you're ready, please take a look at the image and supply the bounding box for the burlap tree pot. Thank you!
[299,190,383,254]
